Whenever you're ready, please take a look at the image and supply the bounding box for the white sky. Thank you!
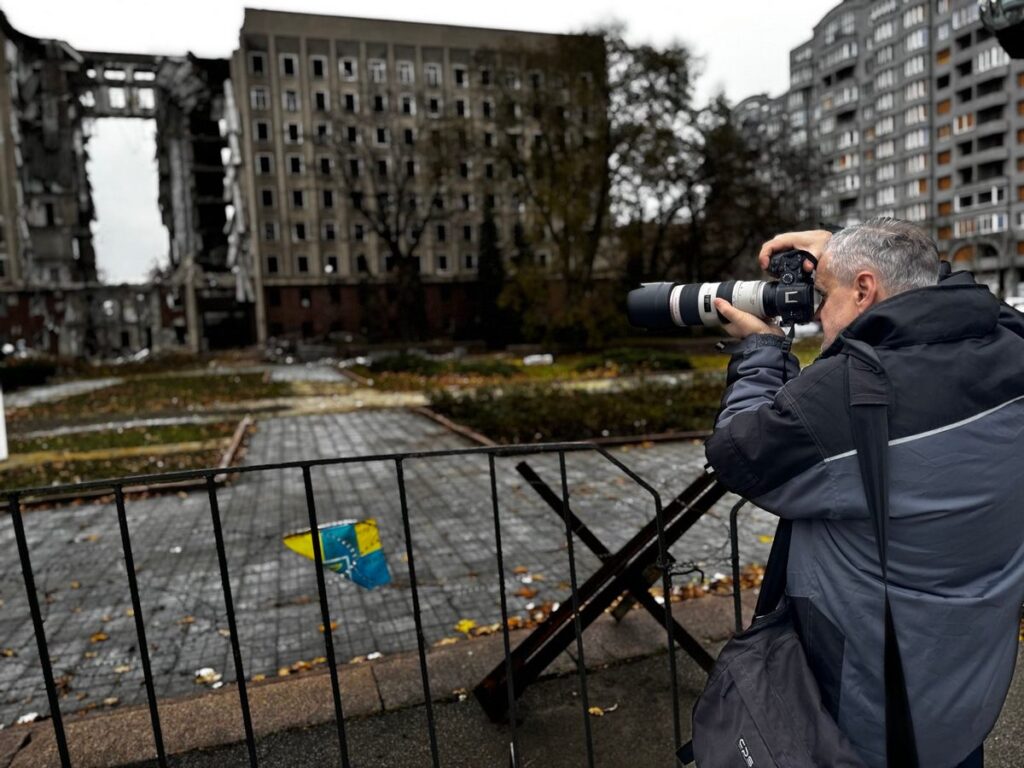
[4,0,838,283]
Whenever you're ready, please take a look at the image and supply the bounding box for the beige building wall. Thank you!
[231,9,565,342]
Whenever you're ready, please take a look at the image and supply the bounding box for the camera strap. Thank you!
[842,338,919,768]
[779,249,817,385]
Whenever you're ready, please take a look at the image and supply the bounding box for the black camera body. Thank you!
[765,249,816,326]
[626,249,817,330]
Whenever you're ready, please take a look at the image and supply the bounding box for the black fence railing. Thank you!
[6,443,730,768]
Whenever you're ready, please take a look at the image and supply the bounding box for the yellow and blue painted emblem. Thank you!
[283,519,391,589]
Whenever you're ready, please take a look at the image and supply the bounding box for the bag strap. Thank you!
[843,338,919,768]
[753,516,792,617]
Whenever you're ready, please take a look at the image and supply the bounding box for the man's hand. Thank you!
[758,230,832,272]
[714,298,785,340]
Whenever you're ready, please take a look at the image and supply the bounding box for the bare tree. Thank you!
[330,104,459,340]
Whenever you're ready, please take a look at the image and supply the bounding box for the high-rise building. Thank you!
[767,0,1024,297]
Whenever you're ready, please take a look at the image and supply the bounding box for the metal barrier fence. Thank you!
[6,443,726,768]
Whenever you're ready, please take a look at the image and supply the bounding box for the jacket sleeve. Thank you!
[705,336,861,520]
[715,334,800,429]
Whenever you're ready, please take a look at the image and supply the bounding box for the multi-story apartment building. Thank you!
[766,0,1024,297]
[229,10,580,343]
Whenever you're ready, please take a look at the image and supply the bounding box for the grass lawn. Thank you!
[1,421,243,492]
[354,339,824,391]
[351,348,698,391]
[7,373,290,429]
[8,421,239,454]
[429,380,724,444]
[0,450,226,492]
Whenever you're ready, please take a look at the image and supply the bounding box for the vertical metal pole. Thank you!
[557,452,595,768]
[8,493,71,768]
[113,486,167,767]
[651,478,683,751]
[205,476,259,767]
[395,458,441,768]
[729,500,747,635]
[488,454,521,763]
[301,465,352,768]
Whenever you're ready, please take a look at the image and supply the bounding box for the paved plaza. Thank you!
[0,409,773,727]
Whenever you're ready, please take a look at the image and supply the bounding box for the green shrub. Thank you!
[453,359,520,377]
[370,353,445,376]
[429,381,722,443]
[0,360,57,391]
[573,348,693,374]
[370,354,519,378]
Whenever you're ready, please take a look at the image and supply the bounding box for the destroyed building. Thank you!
[0,12,254,357]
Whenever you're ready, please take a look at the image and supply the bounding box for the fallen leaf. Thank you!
[312,656,327,665]
[69,581,81,590]
[433,637,459,647]
[83,651,97,659]
[757,535,774,544]
[515,587,539,599]
[472,622,502,637]
[125,608,135,617]
[1,648,16,658]
[194,668,222,685]
[588,706,605,717]
[277,667,291,677]
[102,697,119,707]
[179,616,195,626]
[89,632,109,644]
[252,674,266,682]
[217,629,231,638]
[319,620,339,633]
[113,665,131,674]
[513,566,529,574]
[454,619,477,635]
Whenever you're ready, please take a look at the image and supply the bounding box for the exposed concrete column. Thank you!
[185,257,200,352]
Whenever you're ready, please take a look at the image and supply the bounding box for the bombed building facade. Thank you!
[0,12,254,357]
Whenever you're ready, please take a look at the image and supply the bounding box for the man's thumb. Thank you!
[713,298,736,321]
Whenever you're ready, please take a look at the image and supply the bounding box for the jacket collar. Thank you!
[821,272,1000,357]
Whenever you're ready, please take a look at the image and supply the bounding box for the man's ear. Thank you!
[854,271,880,311]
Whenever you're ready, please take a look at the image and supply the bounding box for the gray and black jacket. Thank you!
[705,271,1024,768]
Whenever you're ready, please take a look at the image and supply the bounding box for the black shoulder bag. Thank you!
[678,339,918,767]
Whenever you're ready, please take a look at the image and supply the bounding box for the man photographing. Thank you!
[704,217,1024,768]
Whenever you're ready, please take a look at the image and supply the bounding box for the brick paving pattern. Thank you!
[0,409,773,725]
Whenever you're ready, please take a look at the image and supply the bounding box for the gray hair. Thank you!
[826,217,939,295]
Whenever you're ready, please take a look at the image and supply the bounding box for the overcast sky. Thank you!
[5,0,838,283]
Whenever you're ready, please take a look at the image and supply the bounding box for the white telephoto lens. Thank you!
[730,281,768,319]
